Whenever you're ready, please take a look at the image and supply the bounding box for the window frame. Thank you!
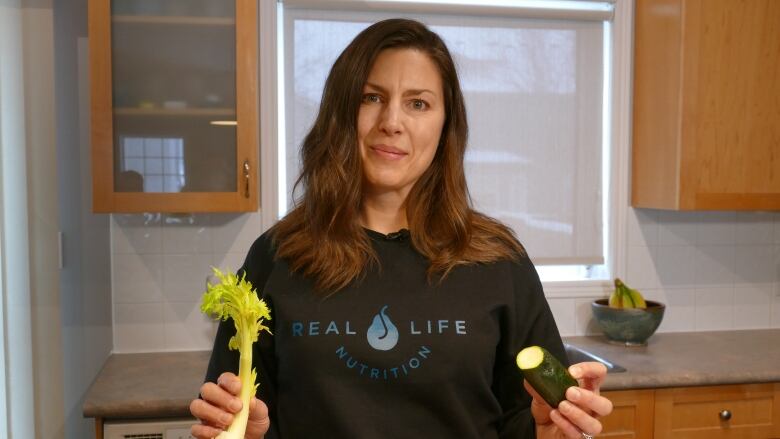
[258,0,634,298]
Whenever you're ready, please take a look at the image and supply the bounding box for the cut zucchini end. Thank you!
[517,346,544,370]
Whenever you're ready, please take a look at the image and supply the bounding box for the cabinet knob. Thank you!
[719,410,732,421]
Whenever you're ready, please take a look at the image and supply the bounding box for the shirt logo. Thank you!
[366,305,399,351]
[290,305,469,380]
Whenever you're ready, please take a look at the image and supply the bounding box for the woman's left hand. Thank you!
[527,361,613,438]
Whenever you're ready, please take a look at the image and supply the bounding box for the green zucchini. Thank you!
[516,345,578,408]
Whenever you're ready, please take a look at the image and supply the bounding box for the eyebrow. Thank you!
[364,82,438,98]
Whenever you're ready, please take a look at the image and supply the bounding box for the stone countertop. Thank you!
[563,329,780,391]
[83,350,210,419]
[84,329,780,419]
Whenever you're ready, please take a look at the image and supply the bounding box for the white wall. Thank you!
[0,1,37,435]
[54,0,113,437]
[22,2,67,438]
[1,1,84,438]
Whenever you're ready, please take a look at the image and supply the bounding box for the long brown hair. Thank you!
[270,18,524,293]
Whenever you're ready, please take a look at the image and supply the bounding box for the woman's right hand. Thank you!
[190,372,271,439]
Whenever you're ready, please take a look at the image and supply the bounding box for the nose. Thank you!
[377,100,402,135]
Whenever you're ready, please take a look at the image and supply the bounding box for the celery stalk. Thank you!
[201,267,272,439]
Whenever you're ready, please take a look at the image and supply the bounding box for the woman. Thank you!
[190,18,612,439]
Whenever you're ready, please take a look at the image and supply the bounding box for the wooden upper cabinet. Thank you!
[89,0,258,213]
[631,0,780,210]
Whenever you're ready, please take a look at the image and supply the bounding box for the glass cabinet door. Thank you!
[90,0,258,212]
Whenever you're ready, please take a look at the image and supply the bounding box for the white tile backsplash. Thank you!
[213,252,249,275]
[626,208,659,247]
[114,303,165,352]
[625,245,660,290]
[112,214,163,254]
[547,298,576,337]
[735,212,775,245]
[211,213,263,255]
[694,286,734,330]
[111,209,780,352]
[657,210,698,246]
[654,288,696,332]
[112,212,264,352]
[163,301,219,351]
[696,211,737,245]
[656,245,696,287]
[775,213,780,244]
[162,253,214,302]
[574,298,601,336]
[733,283,773,329]
[734,245,776,284]
[772,283,780,328]
[112,253,163,303]
[694,245,736,287]
[162,213,213,254]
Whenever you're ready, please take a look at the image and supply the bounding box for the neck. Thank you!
[361,191,408,234]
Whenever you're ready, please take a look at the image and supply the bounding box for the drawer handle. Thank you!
[719,410,732,421]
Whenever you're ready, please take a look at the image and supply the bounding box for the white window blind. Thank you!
[280,1,610,265]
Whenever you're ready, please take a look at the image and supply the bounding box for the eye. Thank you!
[410,99,429,111]
[362,93,382,104]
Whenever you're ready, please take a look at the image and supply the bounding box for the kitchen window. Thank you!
[262,0,632,285]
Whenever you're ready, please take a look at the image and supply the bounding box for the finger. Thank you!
[523,380,554,412]
[523,380,552,425]
[189,397,233,430]
[557,400,603,437]
[218,372,242,396]
[248,397,269,422]
[191,422,224,439]
[569,362,607,392]
[523,381,550,407]
[566,386,613,417]
[549,409,586,439]
[201,381,243,414]
[247,397,272,436]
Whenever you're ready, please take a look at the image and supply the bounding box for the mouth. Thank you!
[370,144,408,160]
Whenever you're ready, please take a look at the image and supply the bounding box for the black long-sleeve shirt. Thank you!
[205,228,567,438]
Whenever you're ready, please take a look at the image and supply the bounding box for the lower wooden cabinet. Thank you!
[599,389,655,438]
[654,383,780,439]
[601,383,780,439]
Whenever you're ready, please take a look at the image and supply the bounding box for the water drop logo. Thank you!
[366,305,399,351]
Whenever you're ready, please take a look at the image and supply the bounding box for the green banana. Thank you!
[609,278,647,309]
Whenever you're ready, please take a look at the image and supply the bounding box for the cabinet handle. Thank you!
[243,160,250,199]
[719,410,732,421]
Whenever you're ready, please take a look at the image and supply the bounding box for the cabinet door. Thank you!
[654,383,780,439]
[600,389,654,439]
[89,0,258,212]
[631,0,780,210]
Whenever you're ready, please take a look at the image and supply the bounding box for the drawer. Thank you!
[653,383,780,439]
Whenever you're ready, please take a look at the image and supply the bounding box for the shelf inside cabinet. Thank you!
[114,107,235,117]
[112,15,235,26]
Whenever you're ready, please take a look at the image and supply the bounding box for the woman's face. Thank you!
[357,48,446,200]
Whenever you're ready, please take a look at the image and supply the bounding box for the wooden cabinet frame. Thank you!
[88,0,259,212]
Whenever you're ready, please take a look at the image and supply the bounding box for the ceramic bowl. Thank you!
[591,299,665,346]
